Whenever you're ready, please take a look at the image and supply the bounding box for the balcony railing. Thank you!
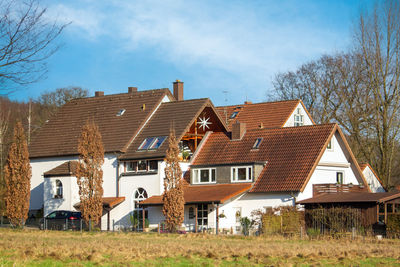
[313,183,368,197]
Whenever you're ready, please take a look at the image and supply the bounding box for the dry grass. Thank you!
[0,228,399,266]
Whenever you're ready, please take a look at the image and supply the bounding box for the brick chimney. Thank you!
[232,122,246,140]
[173,80,183,101]
[244,101,252,105]
[95,91,104,97]
[128,87,137,93]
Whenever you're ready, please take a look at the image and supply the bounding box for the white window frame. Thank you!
[294,108,304,127]
[54,179,63,199]
[231,166,253,183]
[327,139,334,151]
[336,171,344,184]
[192,168,216,184]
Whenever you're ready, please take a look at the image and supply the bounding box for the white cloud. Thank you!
[44,0,351,103]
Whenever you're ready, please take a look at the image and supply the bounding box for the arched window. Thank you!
[134,188,148,202]
[132,188,148,230]
[55,180,63,198]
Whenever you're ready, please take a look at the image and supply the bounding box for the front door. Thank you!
[197,204,208,231]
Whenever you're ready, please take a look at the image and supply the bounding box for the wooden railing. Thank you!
[313,183,368,197]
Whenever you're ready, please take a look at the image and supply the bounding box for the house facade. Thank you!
[29,82,380,232]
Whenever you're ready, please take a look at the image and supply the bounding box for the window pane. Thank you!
[47,212,56,219]
[378,214,385,223]
[203,219,208,225]
[248,167,252,180]
[138,160,147,171]
[200,169,209,183]
[336,172,343,184]
[149,160,158,171]
[127,161,137,172]
[387,204,393,213]
[138,137,155,150]
[197,219,202,225]
[149,136,167,149]
[237,168,247,180]
[203,211,208,217]
[232,168,236,181]
[379,203,385,213]
[211,169,216,182]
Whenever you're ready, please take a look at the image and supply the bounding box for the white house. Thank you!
[29,81,375,232]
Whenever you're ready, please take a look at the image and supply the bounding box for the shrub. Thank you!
[387,214,400,238]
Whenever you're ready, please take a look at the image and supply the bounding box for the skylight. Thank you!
[116,109,126,116]
[149,136,167,149]
[230,111,239,119]
[252,138,263,149]
[138,136,167,150]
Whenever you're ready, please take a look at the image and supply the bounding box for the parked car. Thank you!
[40,210,83,230]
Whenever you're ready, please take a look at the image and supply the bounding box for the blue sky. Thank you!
[10,0,373,106]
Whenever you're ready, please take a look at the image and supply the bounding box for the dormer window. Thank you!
[294,108,304,127]
[252,138,263,149]
[230,111,239,119]
[192,168,216,184]
[116,109,126,116]
[138,136,167,150]
[231,166,252,182]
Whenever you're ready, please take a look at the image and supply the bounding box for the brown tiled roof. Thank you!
[44,161,78,177]
[192,124,340,192]
[140,183,252,206]
[120,98,226,159]
[29,89,172,158]
[216,99,307,130]
[297,192,400,204]
[102,197,125,208]
[75,197,125,209]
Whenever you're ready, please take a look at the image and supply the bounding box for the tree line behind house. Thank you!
[268,1,400,189]
[0,87,89,214]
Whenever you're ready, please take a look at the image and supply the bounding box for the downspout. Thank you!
[116,159,120,197]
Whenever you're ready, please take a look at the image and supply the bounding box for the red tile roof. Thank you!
[29,89,172,158]
[192,124,348,192]
[216,100,310,130]
[74,197,125,209]
[140,183,252,206]
[297,192,400,204]
[44,161,78,177]
[120,98,226,160]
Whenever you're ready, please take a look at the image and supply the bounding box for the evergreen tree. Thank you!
[162,128,185,232]
[4,121,31,227]
[76,120,104,230]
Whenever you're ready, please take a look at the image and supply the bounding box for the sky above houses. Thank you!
[10,0,374,106]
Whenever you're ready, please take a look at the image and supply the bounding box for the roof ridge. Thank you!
[217,99,300,109]
[69,88,170,102]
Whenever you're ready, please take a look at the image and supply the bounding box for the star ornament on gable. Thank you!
[198,116,212,131]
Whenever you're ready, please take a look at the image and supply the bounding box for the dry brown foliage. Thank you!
[162,128,184,232]
[76,120,104,228]
[0,229,399,265]
[4,121,31,227]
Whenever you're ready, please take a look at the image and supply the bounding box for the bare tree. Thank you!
[354,0,400,188]
[76,120,104,231]
[270,0,400,188]
[162,128,185,232]
[0,0,67,94]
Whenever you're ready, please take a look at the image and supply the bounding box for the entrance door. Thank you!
[197,204,208,231]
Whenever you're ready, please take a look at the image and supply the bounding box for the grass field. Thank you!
[0,228,399,266]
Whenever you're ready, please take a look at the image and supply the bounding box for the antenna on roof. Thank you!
[222,90,229,125]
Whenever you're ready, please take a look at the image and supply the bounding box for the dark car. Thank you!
[40,210,83,230]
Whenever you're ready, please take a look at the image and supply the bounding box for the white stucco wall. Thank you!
[283,102,314,127]
[30,153,118,212]
[363,166,385,193]
[43,176,80,216]
[30,156,77,211]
